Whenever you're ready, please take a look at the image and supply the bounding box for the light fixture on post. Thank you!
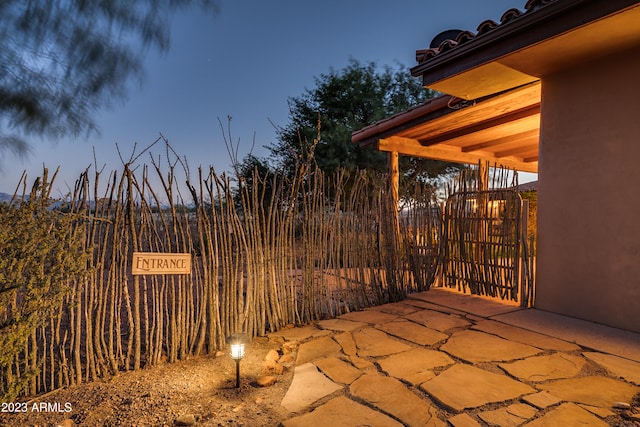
[226,333,249,388]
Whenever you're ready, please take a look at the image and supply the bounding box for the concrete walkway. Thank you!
[269,287,640,426]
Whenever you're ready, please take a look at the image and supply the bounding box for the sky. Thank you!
[0,0,534,196]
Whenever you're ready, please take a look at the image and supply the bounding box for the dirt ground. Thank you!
[0,336,294,427]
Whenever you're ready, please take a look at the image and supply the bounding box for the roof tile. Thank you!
[415,0,560,66]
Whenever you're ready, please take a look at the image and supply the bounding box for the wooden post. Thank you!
[389,151,400,239]
[520,199,530,307]
[389,151,399,209]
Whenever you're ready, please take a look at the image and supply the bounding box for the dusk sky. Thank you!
[0,0,532,196]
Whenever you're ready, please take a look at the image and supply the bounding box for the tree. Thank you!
[269,58,460,190]
[0,0,217,158]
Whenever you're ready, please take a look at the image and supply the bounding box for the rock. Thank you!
[253,336,269,344]
[404,309,471,332]
[281,396,403,427]
[499,353,586,382]
[538,376,639,408]
[522,391,563,409]
[377,319,448,346]
[315,356,363,384]
[317,318,367,332]
[296,336,341,364]
[441,330,541,364]
[524,403,608,427]
[420,364,535,412]
[378,348,453,385]
[265,349,280,362]
[584,352,640,386]
[352,327,412,357]
[263,359,284,375]
[478,403,537,426]
[333,332,357,356]
[350,373,446,426]
[55,420,74,427]
[338,310,398,325]
[256,375,277,387]
[174,414,197,426]
[279,353,296,365]
[614,401,631,409]
[281,363,342,413]
[282,341,298,354]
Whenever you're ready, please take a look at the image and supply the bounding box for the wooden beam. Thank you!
[397,82,541,141]
[417,104,541,147]
[461,129,539,152]
[495,143,540,157]
[378,136,538,173]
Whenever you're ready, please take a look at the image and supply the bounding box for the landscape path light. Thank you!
[226,333,249,388]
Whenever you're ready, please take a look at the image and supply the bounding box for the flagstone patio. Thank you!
[273,287,640,426]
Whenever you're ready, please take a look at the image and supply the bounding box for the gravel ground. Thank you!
[0,336,294,427]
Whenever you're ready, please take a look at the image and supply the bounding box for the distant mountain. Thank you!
[0,192,13,203]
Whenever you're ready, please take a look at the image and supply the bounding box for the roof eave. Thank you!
[410,0,640,91]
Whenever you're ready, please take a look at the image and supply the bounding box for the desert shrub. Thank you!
[0,179,89,400]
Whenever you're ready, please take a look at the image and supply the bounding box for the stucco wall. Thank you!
[536,46,640,333]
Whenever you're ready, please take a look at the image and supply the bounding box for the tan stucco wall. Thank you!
[536,46,640,333]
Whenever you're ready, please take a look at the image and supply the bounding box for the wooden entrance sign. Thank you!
[132,252,191,275]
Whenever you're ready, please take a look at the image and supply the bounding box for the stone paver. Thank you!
[583,351,640,385]
[409,289,521,317]
[281,363,342,413]
[378,348,453,385]
[499,353,586,382]
[348,354,375,370]
[269,325,325,342]
[404,309,471,332]
[579,404,616,418]
[338,310,398,325]
[332,332,356,356]
[316,318,367,332]
[350,373,446,426]
[473,319,581,352]
[524,403,609,427]
[314,357,362,384]
[376,319,449,346]
[478,403,537,426]
[448,413,482,427]
[275,290,640,426]
[420,364,535,412]
[537,376,640,408]
[296,335,342,365]
[352,327,412,357]
[372,301,420,315]
[440,330,541,363]
[404,298,469,316]
[522,391,562,409]
[281,396,403,427]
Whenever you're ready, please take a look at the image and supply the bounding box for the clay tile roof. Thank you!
[500,8,524,24]
[476,19,500,35]
[524,0,556,13]
[414,0,560,66]
[415,48,440,63]
[437,39,458,53]
[455,30,476,44]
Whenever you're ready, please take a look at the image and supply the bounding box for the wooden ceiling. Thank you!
[372,82,540,173]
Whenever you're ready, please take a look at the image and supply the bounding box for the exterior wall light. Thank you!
[226,333,249,388]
